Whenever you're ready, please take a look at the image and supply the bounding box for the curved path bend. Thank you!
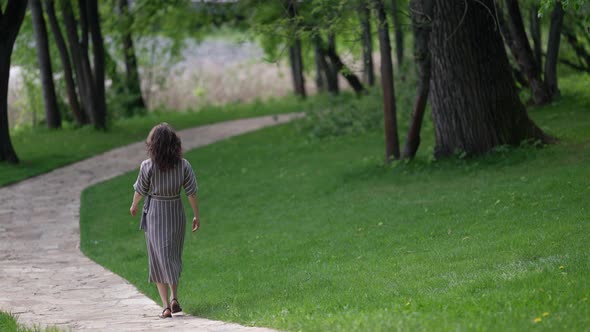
[0,113,302,331]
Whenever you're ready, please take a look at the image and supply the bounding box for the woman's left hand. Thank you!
[130,204,138,216]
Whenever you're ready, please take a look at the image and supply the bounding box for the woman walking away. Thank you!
[129,123,200,319]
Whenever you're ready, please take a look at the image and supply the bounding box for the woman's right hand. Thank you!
[192,216,200,233]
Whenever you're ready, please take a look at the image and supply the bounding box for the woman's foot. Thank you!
[159,307,172,319]
[171,298,182,313]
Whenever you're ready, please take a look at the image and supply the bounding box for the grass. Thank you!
[80,73,590,331]
[0,312,62,332]
[0,95,317,187]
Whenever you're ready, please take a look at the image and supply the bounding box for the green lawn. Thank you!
[80,74,590,331]
[0,312,61,332]
[0,96,316,187]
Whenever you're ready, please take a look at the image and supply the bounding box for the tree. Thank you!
[60,0,106,129]
[30,0,62,129]
[286,0,306,98]
[358,0,375,86]
[316,36,366,95]
[429,0,552,158]
[529,3,542,69]
[45,0,86,125]
[87,0,107,129]
[0,0,28,163]
[544,1,565,97]
[504,0,550,105]
[117,0,146,113]
[391,0,404,67]
[373,0,400,161]
[402,0,432,159]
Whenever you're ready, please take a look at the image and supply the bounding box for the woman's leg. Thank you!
[156,283,170,308]
[170,284,178,300]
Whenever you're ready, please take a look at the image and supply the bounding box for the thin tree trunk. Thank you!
[544,2,564,97]
[402,0,433,159]
[30,0,61,129]
[562,29,590,69]
[118,0,146,112]
[326,32,339,93]
[530,4,542,71]
[0,0,27,163]
[430,0,552,158]
[391,0,404,67]
[504,0,550,105]
[358,0,375,86]
[313,38,326,92]
[318,41,366,95]
[45,0,86,125]
[373,0,400,161]
[87,0,107,129]
[286,0,305,98]
[61,0,95,125]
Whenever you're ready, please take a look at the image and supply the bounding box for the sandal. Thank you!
[159,307,172,319]
[171,298,182,313]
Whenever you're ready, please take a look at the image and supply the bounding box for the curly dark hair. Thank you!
[146,123,182,171]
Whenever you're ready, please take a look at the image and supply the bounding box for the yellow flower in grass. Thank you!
[542,312,550,317]
[533,317,542,323]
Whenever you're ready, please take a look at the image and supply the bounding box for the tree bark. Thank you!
[391,0,404,67]
[30,0,62,129]
[358,0,375,86]
[402,0,433,159]
[373,0,400,161]
[313,38,327,92]
[118,0,146,112]
[87,0,107,129]
[562,29,590,70]
[286,0,306,98]
[529,4,542,71]
[430,0,552,158]
[544,2,564,97]
[45,0,86,125]
[504,0,550,105]
[61,0,95,125]
[0,0,28,163]
[317,40,366,95]
[326,32,339,93]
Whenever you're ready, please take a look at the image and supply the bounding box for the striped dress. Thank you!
[133,158,198,284]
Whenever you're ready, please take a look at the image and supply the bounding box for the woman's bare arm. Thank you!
[130,192,143,216]
[188,194,200,232]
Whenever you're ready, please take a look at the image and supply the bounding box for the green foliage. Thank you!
[80,73,590,331]
[0,312,62,332]
[298,90,382,139]
[0,95,322,186]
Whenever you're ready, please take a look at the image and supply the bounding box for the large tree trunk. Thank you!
[544,2,564,97]
[529,4,542,71]
[504,0,550,105]
[30,0,61,129]
[87,0,107,129]
[358,0,375,86]
[391,0,404,67]
[118,0,146,112]
[430,0,552,158]
[373,0,400,161]
[45,0,86,125]
[402,0,433,159]
[0,0,28,163]
[286,0,306,98]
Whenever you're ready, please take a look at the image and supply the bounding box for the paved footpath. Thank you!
[0,114,302,331]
